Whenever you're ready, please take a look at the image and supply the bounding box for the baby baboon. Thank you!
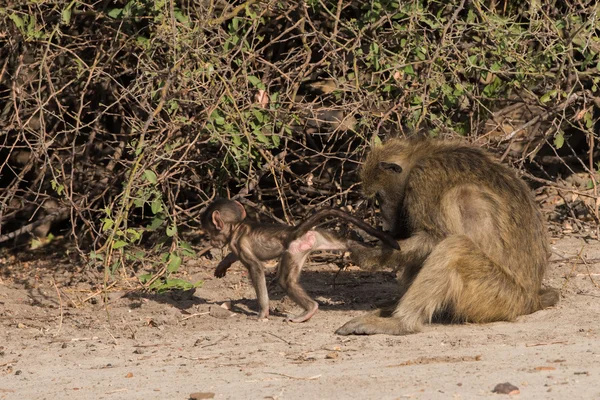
[336,137,559,336]
[202,199,399,322]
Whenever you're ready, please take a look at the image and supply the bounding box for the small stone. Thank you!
[15,370,22,375]
[133,348,143,354]
[492,382,520,395]
[61,343,68,349]
[189,392,215,399]
[209,305,234,319]
[325,352,338,359]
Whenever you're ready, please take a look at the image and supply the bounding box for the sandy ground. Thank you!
[1,236,599,400]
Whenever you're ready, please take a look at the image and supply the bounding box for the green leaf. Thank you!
[174,9,189,25]
[554,132,564,149]
[113,240,127,250]
[127,250,145,261]
[232,133,242,147]
[254,130,270,145]
[167,254,182,273]
[126,228,141,241]
[404,64,415,76]
[247,76,265,90]
[210,110,225,125]
[166,225,177,237]
[110,260,120,274]
[584,111,593,129]
[252,109,265,123]
[61,7,72,25]
[133,198,145,208]
[144,170,158,184]
[540,90,557,104]
[51,179,65,196]
[138,273,152,283]
[89,251,104,261]
[9,13,25,30]
[102,218,114,232]
[180,242,195,257]
[271,134,280,147]
[151,198,163,214]
[107,8,123,18]
[136,36,150,48]
[148,279,164,291]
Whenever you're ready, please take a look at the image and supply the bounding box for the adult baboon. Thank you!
[336,137,559,336]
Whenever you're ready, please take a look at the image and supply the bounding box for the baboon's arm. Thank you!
[214,252,238,278]
[350,231,437,271]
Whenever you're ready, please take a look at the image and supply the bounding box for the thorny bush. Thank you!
[0,0,599,287]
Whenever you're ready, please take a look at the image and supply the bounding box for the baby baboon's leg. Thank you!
[238,252,270,319]
[279,230,347,322]
[337,235,522,335]
[278,251,318,323]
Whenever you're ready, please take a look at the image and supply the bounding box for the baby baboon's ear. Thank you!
[378,161,403,174]
[212,210,225,231]
[234,200,247,220]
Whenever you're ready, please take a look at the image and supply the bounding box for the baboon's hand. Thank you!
[350,244,388,271]
[214,261,230,278]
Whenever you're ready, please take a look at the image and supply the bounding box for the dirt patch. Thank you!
[1,236,599,399]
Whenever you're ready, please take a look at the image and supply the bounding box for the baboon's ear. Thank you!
[379,161,403,174]
[234,200,247,220]
[212,210,225,231]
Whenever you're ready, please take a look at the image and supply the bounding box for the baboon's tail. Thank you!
[292,208,400,250]
[538,287,560,309]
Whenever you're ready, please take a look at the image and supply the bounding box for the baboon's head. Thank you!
[361,139,416,233]
[201,199,246,248]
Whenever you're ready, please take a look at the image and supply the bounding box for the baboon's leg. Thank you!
[278,230,349,323]
[278,250,318,323]
[337,235,528,335]
[238,252,270,319]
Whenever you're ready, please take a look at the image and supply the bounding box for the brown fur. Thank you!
[336,137,559,336]
[201,199,398,322]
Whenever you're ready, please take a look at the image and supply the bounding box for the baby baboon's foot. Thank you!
[255,309,269,321]
[285,303,318,323]
[335,315,414,336]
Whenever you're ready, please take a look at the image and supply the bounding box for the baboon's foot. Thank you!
[286,303,318,323]
[255,309,269,321]
[335,315,415,336]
